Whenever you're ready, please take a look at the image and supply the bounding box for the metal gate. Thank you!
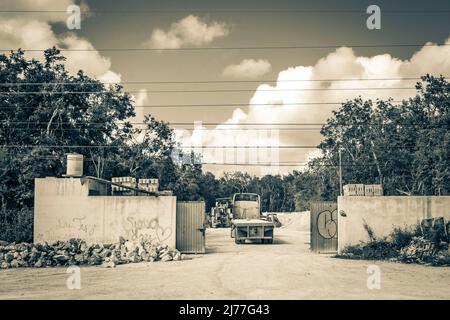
[176,201,206,254]
[310,201,338,253]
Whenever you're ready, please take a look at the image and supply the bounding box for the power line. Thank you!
[0,151,433,166]
[2,43,449,52]
[0,101,404,109]
[0,127,324,132]
[1,121,326,126]
[0,144,438,149]
[3,121,445,127]
[0,77,431,85]
[201,163,380,167]
[0,88,417,95]
[0,154,394,168]
[4,124,446,131]
[1,9,450,13]
[0,152,435,168]
[0,145,319,149]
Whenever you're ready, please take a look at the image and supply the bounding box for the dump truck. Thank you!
[210,197,233,228]
[231,193,274,244]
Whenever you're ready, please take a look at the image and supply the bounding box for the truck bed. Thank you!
[232,219,274,227]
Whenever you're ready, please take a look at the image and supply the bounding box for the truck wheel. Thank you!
[266,239,273,244]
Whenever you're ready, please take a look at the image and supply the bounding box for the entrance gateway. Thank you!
[176,201,206,254]
[310,201,338,253]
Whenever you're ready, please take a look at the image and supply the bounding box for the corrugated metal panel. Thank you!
[176,201,205,254]
[310,201,338,253]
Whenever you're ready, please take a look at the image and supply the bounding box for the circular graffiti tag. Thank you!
[316,209,337,239]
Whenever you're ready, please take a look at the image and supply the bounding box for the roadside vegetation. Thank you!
[337,222,450,266]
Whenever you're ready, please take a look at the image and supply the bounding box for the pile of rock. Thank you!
[399,237,437,263]
[0,237,182,269]
[399,236,450,266]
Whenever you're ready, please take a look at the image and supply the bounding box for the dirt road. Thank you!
[1,213,449,299]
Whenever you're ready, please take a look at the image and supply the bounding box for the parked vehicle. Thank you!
[231,193,274,244]
[210,197,233,228]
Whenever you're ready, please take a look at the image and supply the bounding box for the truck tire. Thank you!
[266,239,273,244]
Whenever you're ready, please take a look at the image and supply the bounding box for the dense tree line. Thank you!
[0,49,448,242]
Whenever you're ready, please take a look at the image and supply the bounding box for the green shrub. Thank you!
[390,225,422,250]
[338,221,450,266]
[0,208,33,243]
[339,239,397,260]
[362,219,376,242]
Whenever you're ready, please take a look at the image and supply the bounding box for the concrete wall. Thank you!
[338,196,450,253]
[34,178,176,247]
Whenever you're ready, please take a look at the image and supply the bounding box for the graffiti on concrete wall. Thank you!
[54,216,97,237]
[72,216,97,236]
[39,216,98,240]
[126,216,173,243]
[316,209,338,239]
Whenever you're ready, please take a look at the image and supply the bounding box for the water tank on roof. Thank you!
[66,153,84,177]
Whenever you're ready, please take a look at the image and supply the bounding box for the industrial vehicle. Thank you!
[210,197,233,228]
[231,193,274,244]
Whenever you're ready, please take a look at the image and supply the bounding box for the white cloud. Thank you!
[244,38,450,130]
[96,70,122,85]
[0,18,58,51]
[0,2,121,83]
[222,59,271,78]
[145,15,230,49]
[130,89,149,122]
[0,0,76,23]
[180,37,450,176]
[61,35,121,82]
[401,40,450,76]
[133,89,148,107]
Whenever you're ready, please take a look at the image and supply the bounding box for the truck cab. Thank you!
[231,193,274,244]
[232,193,261,220]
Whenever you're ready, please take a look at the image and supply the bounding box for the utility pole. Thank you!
[339,149,343,196]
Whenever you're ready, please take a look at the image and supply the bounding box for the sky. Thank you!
[1,0,449,176]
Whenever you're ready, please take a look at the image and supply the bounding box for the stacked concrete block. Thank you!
[344,184,383,196]
[343,184,365,196]
[343,184,357,196]
[138,178,159,193]
[356,184,365,196]
[110,177,160,195]
[364,184,383,196]
[364,184,374,196]
[111,177,137,192]
[372,184,383,196]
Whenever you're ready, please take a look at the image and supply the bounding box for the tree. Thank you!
[410,75,449,195]
[199,172,220,211]
[0,48,135,241]
[312,75,449,197]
